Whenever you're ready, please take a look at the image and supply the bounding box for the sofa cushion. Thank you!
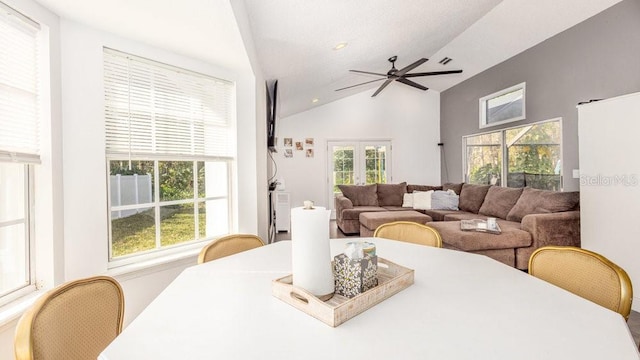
[479,186,523,219]
[340,206,386,220]
[359,210,432,231]
[506,187,580,222]
[338,184,378,206]
[458,184,491,214]
[407,184,442,193]
[443,212,487,221]
[421,209,460,221]
[442,182,464,195]
[377,182,407,206]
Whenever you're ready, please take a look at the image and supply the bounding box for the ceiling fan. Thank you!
[336,56,463,97]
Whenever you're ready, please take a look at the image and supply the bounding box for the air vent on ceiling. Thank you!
[439,57,453,65]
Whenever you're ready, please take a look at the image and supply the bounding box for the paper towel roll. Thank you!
[291,206,334,300]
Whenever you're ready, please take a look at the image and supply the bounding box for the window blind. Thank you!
[0,2,40,164]
[104,48,235,159]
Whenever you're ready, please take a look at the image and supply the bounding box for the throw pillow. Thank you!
[431,190,459,210]
[458,184,491,214]
[402,193,414,208]
[337,184,378,206]
[506,187,580,222]
[377,182,407,206]
[442,182,464,195]
[412,190,433,210]
[479,186,523,219]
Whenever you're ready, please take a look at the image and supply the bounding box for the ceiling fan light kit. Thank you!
[336,56,463,97]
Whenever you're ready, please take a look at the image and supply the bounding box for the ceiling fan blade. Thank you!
[396,58,428,76]
[403,69,463,78]
[349,70,388,77]
[397,78,428,91]
[371,79,393,97]
[335,78,386,91]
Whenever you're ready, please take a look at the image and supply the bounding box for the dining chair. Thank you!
[198,234,265,264]
[528,246,633,321]
[14,276,125,360]
[373,221,443,248]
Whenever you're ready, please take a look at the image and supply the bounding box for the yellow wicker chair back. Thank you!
[198,234,265,264]
[14,276,125,360]
[373,221,443,248]
[529,246,633,321]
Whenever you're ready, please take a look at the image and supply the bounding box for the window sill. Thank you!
[0,291,41,333]
[106,247,200,282]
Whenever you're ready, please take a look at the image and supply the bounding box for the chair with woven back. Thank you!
[198,233,265,264]
[528,246,633,321]
[14,275,125,360]
[373,221,443,248]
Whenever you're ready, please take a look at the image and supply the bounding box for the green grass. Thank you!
[111,205,206,258]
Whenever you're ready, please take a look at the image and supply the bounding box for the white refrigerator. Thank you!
[577,91,640,311]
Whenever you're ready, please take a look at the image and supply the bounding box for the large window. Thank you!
[464,119,562,190]
[104,49,235,263]
[0,2,40,303]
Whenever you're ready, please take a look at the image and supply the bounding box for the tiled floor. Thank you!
[277,220,640,347]
[628,311,640,347]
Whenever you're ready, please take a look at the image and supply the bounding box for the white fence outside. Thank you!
[110,174,152,219]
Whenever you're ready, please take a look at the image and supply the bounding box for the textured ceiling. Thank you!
[34,0,622,118]
[241,0,623,118]
[241,0,502,117]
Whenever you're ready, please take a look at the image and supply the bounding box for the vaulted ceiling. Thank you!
[36,0,622,118]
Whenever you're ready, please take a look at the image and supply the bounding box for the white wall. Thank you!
[0,14,260,359]
[0,0,63,358]
[58,17,258,316]
[273,85,441,211]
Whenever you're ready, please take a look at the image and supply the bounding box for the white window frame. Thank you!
[103,48,236,267]
[479,82,526,128]
[0,1,42,305]
[0,164,36,306]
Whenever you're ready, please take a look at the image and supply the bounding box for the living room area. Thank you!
[2,0,640,358]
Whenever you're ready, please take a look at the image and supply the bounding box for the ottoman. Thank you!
[359,210,433,237]
[427,221,532,268]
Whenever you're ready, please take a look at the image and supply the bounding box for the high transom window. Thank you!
[103,48,236,264]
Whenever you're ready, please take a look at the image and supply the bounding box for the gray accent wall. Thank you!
[440,0,640,191]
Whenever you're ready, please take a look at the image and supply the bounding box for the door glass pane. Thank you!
[364,145,387,184]
[464,132,502,185]
[160,204,195,247]
[111,206,156,258]
[332,146,355,193]
[506,121,562,190]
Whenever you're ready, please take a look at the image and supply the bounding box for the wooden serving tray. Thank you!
[272,257,414,327]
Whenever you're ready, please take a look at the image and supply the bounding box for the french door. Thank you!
[327,140,392,217]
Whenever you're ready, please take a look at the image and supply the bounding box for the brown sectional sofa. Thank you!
[335,182,580,270]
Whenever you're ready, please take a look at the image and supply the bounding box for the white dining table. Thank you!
[99,238,640,359]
